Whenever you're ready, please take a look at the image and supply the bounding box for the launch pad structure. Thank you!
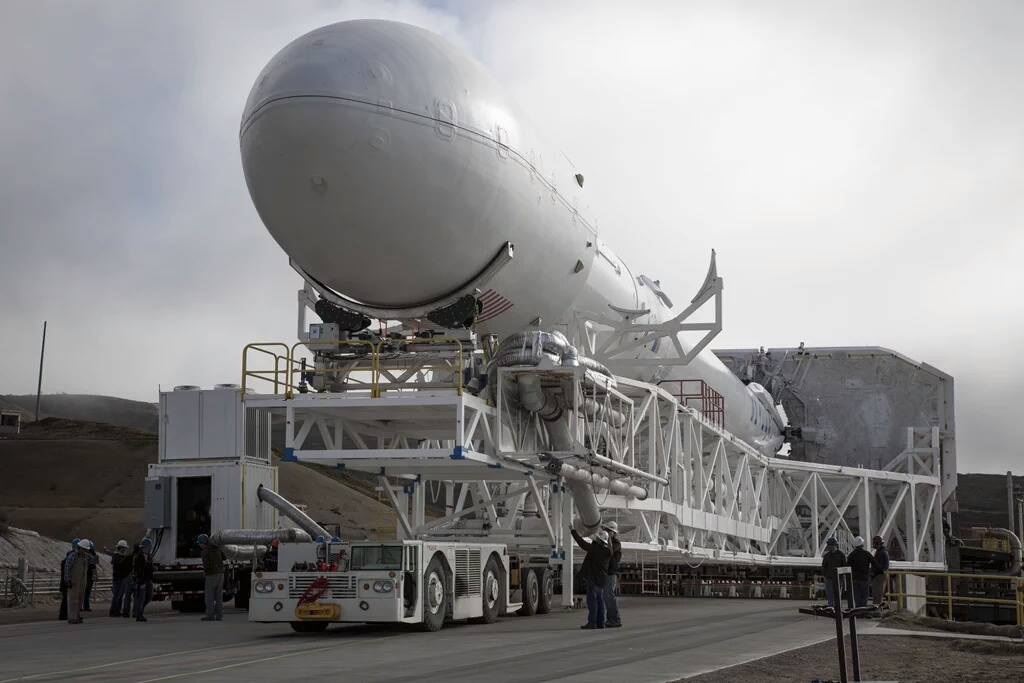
[233,271,949,609]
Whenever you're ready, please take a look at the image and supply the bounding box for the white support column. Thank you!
[560,481,575,608]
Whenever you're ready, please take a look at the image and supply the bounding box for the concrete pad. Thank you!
[0,598,830,682]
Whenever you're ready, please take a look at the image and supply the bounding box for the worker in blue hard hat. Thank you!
[198,533,226,622]
[571,523,612,629]
[132,538,155,622]
[821,537,847,610]
[66,540,93,624]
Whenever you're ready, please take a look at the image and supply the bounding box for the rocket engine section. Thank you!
[239,20,784,456]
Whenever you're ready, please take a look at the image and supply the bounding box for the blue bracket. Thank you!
[451,446,465,459]
[282,447,298,462]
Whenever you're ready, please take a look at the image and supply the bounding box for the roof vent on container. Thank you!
[173,385,201,391]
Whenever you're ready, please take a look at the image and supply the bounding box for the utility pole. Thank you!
[34,321,47,422]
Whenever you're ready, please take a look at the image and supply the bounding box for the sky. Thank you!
[1,1,1022,473]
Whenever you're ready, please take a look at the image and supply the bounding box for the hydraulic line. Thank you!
[211,528,312,546]
[256,484,334,541]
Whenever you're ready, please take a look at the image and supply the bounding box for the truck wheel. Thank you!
[481,556,503,623]
[290,621,329,633]
[421,556,447,632]
[536,568,554,614]
[518,567,539,616]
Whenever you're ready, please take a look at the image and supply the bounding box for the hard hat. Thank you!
[140,537,153,547]
[596,529,610,544]
[77,539,93,550]
[270,539,281,549]
[825,537,839,547]
[196,533,210,546]
[853,536,865,547]
[71,538,80,547]
[116,539,129,550]
[603,521,619,533]
[872,535,884,546]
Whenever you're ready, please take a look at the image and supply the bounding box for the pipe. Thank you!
[583,452,668,486]
[222,544,268,560]
[211,528,311,546]
[968,526,1022,576]
[256,484,334,541]
[542,455,648,501]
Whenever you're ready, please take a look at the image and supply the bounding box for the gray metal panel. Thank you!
[144,477,172,528]
[714,345,957,504]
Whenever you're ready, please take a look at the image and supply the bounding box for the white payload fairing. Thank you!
[240,20,784,454]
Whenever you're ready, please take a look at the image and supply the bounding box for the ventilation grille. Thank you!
[454,549,482,597]
[289,575,356,599]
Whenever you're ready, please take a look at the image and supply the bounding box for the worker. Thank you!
[109,539,134,617]
[198,533,226,621]
[82,543,98,611]
[132,538,155,622]
[870,535,890,607]
[847,536,873,607]
[570,525,612,629]
[602,520,623,628]
[58,539,78,621]
[821,537,847,610]
[265,538,280,572]
[66,539,92,624]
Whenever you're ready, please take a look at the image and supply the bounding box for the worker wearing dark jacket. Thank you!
[847,536,874,607]
[821,537,847,610]
[110,540,134,617]
[871,535,890,607]
[603,521,623,628]
[198,534,226,621]
[571,527,612,629]
[58,540,78,621]
[132,538,155,622]
[66,540,92,624]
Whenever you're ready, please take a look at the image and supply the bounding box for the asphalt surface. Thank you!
[0,598,832,682]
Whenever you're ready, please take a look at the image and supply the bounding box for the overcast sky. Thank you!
[1,1,1021,473]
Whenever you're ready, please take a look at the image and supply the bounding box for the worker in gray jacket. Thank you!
[198,534,226,621]
[66,539,93,624]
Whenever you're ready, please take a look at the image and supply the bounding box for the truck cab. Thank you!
[249,540,513,632]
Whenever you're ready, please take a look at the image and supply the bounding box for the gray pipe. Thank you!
[256,484,334,541]
[222,544,268,560]
[583,452,668,485]
[211,528,311,546]
[547,459,648,500]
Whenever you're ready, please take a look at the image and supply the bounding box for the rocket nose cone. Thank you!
[240,21,510,309]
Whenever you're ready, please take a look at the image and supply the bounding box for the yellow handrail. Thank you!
[885,570,1024,626]
[241,343,293,396]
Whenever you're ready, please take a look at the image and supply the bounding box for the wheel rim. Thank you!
[527,572,539,609]
[485,571,499,609]
[427,571,444,614]
[542,573,553,603]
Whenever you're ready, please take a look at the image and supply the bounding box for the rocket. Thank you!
[240,20,784,455]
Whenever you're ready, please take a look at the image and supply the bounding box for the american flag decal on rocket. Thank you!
[477,288,514,322]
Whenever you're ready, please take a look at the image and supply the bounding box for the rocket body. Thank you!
[240,20,783,454]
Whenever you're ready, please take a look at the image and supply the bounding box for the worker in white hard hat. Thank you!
[66,539,92,624]
[602,520,623,628]
[847,536,874,607]
[571,523,612,629]
[110,539,133,617]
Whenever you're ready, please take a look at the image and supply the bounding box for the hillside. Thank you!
[0,418,393,551]
[0,394,158,432]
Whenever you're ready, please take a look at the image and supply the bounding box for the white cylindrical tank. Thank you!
[240,20,783,454]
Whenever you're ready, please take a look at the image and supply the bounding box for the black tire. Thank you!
[536,567,554,615]
[289,621,329,633]
[518,567,539,616]
[421,555,448,632]
[481,556,503,623]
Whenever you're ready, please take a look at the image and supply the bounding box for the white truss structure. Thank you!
[246,359,945,607]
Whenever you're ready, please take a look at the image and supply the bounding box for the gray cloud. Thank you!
[1,1,1020,472]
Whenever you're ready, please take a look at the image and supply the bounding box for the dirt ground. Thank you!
[682,634,1024,682]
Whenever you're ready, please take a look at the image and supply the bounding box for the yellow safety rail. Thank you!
[243,338,465,398]
[375,337,465,396]
[886,570,1024,626]
[241,343,296,396]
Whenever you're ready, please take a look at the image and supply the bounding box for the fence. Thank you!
[1,566,111,608]
[887,570,1024,626]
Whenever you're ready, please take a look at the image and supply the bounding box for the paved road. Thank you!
[0,598,832,682]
